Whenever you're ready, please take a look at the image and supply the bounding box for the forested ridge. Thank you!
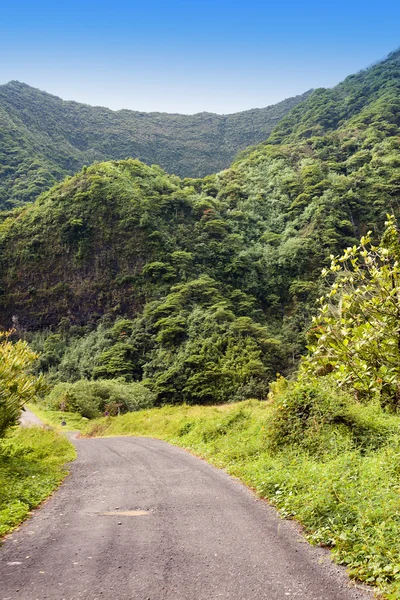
[2,49,400,596]
[1,49,400,406]
[0,81,311,208]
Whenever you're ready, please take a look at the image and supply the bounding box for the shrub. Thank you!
[267,376,396,455]
[0,332,42,437]
[45,379,155,419]
[302,217,400,410]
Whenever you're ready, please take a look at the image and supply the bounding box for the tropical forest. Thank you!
[2,42,400,599]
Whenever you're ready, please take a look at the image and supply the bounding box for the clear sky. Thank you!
[1,0,399,114]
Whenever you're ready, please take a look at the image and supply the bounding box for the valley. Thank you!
[2,47,400,598]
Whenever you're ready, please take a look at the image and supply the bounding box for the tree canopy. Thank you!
[1,49,400,404]
[0,82,311,209]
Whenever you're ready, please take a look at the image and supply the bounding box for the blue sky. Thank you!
[1,0,399,114]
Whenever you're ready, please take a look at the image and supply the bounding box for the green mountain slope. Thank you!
[0,82,311,208]
[268,49,400,144]
[1,49,400,403]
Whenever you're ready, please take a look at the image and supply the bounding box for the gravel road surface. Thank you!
[0,436,373,600]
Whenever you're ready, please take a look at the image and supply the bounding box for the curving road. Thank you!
[19,407,44,427]
[1,436,373,600]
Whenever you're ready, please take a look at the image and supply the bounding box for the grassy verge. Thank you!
[27,403,89,431]
[0,426,76,537]
[84,399,400,598]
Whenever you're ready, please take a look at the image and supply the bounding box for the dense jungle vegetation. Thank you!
[0,81,311,208]
[2,47,400,596]
[2,49,400,408]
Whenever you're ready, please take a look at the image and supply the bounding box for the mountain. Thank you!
[0,82,311,208]
[1,49,400,403]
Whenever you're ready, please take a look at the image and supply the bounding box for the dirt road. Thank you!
[0,436,372,600]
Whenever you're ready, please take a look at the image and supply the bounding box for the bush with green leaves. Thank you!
[0,332,42,437]
[301,216,400,410]
[267,376,396,455]
[32,322,114,383]
[45,379,155,419]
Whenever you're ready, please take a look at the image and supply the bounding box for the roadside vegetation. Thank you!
[0,331,75,538]
[0,331,41,436]
[27,404,89,431]
[84,395,400,598]
[0,427,75,537]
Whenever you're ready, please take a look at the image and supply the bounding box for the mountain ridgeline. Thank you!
[0,82,311,209]
[1,49,400,405]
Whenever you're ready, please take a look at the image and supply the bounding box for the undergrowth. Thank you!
[84,393,400,598]
[0,427,75,537]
